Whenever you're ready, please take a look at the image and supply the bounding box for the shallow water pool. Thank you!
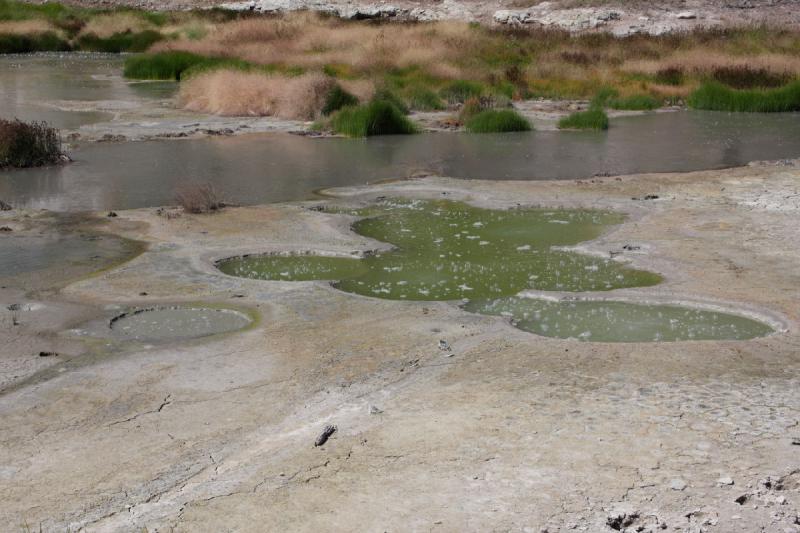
[463,297,774,342]
[217,199,661,301]
[109,307,252,342]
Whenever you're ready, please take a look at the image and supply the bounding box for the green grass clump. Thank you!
[330,100,417,137]
[0,31,70,53]
[372,88,409,114]
[465,109,531,133]
[123,51,247,80]
[687,80,800,112]
[440,79,484,104]
[558,107,609,130]
[77,29,163,53]
[590,86,619,107]
[607,94,661,110]
[0,119,62,168]
[322,85,359,115]
[404,86,444,111]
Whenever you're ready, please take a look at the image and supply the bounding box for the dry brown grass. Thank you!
[79,13,152,38]
[0,20,58,35]
[625,50,800,79]
[140,14,800,103]
[174,182,223,214]
[179,69,339,119]
[152,13,472,77]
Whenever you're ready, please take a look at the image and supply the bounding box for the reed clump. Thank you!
[687,80,800,112]
[558,106,609,130]
[329,99,417,137]
[0,119,62,168]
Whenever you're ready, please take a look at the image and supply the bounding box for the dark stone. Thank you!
[314,424,337,447]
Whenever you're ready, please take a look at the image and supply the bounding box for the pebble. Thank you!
[670,479,687,491]
[717,476,734,486]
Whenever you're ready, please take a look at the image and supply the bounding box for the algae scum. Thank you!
[464,298,773,343]
[218,199,772,342]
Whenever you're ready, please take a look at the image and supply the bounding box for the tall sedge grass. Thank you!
[0,30,68,52]
[607,94,660,110]
[322,85,358,115]
[465,109,531,133]
[558,107,609,130]
[330,100,417,137]
[687,81,800,112]
[124,51,215,80]
[77,29,162,53]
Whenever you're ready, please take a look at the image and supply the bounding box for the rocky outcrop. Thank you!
[493,3,722,36]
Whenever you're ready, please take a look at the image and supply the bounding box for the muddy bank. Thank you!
[0,161,799,531]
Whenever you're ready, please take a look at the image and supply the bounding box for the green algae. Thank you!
[216,199,662,301]
[463,297,774,342]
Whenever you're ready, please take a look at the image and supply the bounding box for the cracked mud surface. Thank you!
[0,162,799,532]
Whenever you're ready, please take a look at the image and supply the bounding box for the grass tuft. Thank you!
[124,51,219,80]
[465,109,531,133]
[607,94,661,110]
[687,80,800,112]
[0,119,62,168]
[322,84,358,115]
[440,80,484,105]
[0,31,69,52]
[76,29,162,53]
[558,107,609,130]
[711,65,791,89]
[330,100,417,137]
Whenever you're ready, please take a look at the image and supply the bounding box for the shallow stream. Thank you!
[2,55,800,211]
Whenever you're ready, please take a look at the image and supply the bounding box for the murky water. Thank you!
[463,297,774,342]
[3,110,799,211]
[0,231,138,287]
[2,55,800,211]
[217,199,661,301]
[0,53,175,130]
[109,307,251,342]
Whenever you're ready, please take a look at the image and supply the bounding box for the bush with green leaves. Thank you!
[465,109,531,133]
[0,119,62,168]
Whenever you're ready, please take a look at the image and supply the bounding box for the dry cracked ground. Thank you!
[1,162,800,532]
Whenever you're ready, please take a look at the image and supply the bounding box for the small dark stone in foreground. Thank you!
[39,351,58,357]
[315,424,337,447]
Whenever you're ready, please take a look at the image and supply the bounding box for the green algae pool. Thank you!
[216,199,774,342]
[216,199,662,301]
[463,297,774,342]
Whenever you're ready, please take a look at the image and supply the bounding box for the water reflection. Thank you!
[2,109,799,211]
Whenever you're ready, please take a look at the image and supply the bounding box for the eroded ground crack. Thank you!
[106,394,172,427]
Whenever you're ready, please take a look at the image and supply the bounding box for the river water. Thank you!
[2,54,800,211]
